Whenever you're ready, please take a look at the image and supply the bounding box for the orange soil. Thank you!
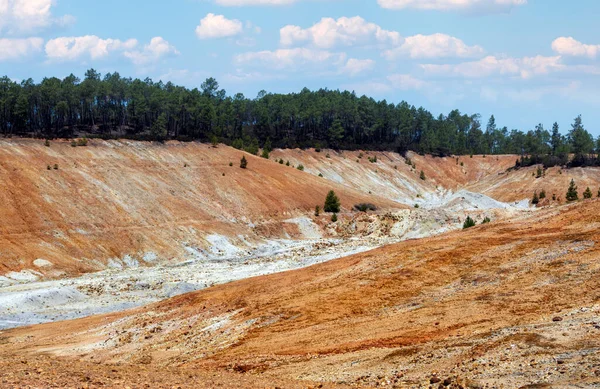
[3,199,600,387]
[0,139,401,277]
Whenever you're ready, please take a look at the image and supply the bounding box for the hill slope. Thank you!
[3,199,600,388]
[0,139,401,278]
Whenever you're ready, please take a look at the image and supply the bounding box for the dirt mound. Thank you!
[0,139,400,278]
[3,199,600,387]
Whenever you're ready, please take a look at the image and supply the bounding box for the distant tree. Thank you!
[536,167,543,178]
[539,189,546,199]
[211,134,218,147]
[420,170,426,180]
[566,179,578,202]
[328,119,345,148]
[463,216,476,229]
[583,187,593,199]
[150,113,167,140]
[324,190,341,213]
[482,216,491,224]
[240,156,248,169]
[315,205,321,217]
[232,138,243,150]
[569,115,594,155]
[261,138,272,159]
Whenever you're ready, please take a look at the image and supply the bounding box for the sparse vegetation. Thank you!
[463,216,476,229]
[354,203,377,212]
[331,213,338,222]
[297,164,304,171]
[539,189,546,199]
[240,156,248,169]
[583,187,593,199]
[324,190,341,213]
[44,139,50,147]
[420,170,426,180]
[566,179,578,202]
[531,191,539,205]
[314,206,320,217]
[482,217,491,224]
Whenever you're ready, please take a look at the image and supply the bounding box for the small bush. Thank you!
[460,162,464,167]
[326,153,331,158]
[53,164,59,170]
[420,170,426,180]
[531,191,539,205]
[279,159,284,164]
[539,189,546,199]
[368,156,377,163]
[286,161,290,166]
[261,149,270,159]
[414,204,420,209]
[324,190,341,213]
[318,173,323,177]
[77,137,88,147]
[240,156,248,169]
[331,213,338,222]
[47,165,51,170]
[354,203,377,212]
[463,216,476,229]
[358,153,363,159]
[583,187,593,199]
[229,162,233,167]
[297,164,305,171]
[71,140,77,147]
[44,139,50,147]
[482,217,491,224]
[536,167,543,178]
[315,205,321,217]
[566,179,578,202]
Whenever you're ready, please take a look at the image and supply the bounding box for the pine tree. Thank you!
[420,170,426,180]
[532,191,539,205]
[324,190,341,213]
[566,179,578,202]
[331,213,338,222]
[150,113,167,140]
[240,156,248,169]
[539,189,546,199]
[315,205,320,217]
[463,216,476,229]
[328,119,345,148]
[583,187,593,199]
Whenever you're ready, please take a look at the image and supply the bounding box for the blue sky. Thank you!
[1,0,599,135]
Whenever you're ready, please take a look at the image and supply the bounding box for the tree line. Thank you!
[0,69,597,161]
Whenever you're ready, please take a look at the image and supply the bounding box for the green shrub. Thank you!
[482,217,491,224]
[354,203,377,212]
[71,140,77,147]
[315,205,321,217]
[324,190,341,213]
[331,213,338,222]
[53,164,58,170]
[583,187,593,199]
[566,179,578,202]
[414,204,420,209]
[44,139,50,147]
[420,170,426,180]
[229,162,233,167]
[539,189,546,199]
[286,161,290,166]
[318,173,323,177]
[532,191,539,205]
[297,164,304,171]
[463,216,476,229]
[240,156,248,169]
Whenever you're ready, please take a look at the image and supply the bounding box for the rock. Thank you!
[552,316,563,322]
[430,376,441,384]
[443,377,453,386]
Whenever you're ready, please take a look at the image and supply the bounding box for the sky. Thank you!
[0,0,599,135]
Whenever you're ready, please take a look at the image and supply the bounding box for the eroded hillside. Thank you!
[2,199,599,388]
[0,139,401,279]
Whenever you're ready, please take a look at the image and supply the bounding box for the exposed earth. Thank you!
[1,139,600,388]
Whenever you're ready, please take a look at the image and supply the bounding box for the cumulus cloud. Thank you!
[0,0,74,34]
[340,58,375,76]
[421,55,564,79]
[195,13,243,39]
[552,37,600,59]
[235,47,347,70]
[45,35,138,61]
[124,37,179,65]
[280,16,402,49]
[0,37,44,60]
[383,33,484,59]
[378,0,526,13]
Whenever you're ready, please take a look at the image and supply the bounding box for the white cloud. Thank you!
[0,37,43,60]
[552,37,600,59]
[340,58,375,76]
[378,0,526,13]
[235,47,347,70]
[387,74,429,90]
[421,55,564,79]
[195,13,243,39]
[383,33,484,59]
[280,16,402,49]
[0,0,73,34]
[124,37,179,65]
[45,35,138,61]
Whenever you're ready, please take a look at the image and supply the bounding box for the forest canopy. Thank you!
[0,70,597,161]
